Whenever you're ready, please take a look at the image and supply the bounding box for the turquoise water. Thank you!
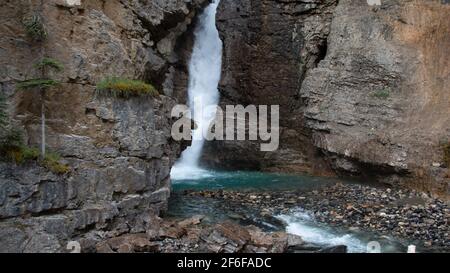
[172,170,344,192]
[168,170,409,253]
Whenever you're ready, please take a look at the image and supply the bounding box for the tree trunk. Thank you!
[41,90,45,159]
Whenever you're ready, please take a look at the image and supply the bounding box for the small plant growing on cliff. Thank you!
[0,145,69,174]
[2,146,39,164]
[0,94,23,149]
[0,100,29,163]
[17,79,59,89]
[0,97,32,163]
[34,57,64,71]
[372,88,391,99]
[42,152,70,174]
[96,77,159,98]
[0,128,23,150]
[22,13,47,41]
[17,57,64,159]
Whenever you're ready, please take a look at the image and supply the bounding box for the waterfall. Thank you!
[171,0,223,180]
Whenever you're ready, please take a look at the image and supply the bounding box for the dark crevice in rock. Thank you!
[171,13,200,103]
[137,11,186,45]
[73,222,98,234]
[29,207,68,218]
[315,41,328,67]
[145,63,169,94]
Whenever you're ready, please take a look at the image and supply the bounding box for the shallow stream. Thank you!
[167,170,411,253]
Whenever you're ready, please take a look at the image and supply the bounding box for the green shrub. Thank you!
[16,58,64,159]
[0,94,23,158]
[372,88,390,99]
[96,77,159,98]
[0,128,23,148]
[17,79,59,90]
[1,146,38,164]
[22,13,47,41]
[34,58,64,72]
[0,145,69,174]
[1,147,24,164]
[42,152,70,174]
[23,146,41,161]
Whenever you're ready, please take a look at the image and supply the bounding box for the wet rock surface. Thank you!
[184,183,449,251]
[95,215,346,253]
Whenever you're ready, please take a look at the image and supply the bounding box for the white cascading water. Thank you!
[277,210,367,253]
[171,0,222,180]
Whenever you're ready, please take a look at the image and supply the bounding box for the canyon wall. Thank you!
[302,0,449,193]
[0,0,448,253]
[210,0,449,195]
[0,0,205,252]
[203,0,337,175]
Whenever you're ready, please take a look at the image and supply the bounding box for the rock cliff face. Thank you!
[208,0,449,194]
[203,0,337,175]
[0,0,206,252]
[302,0,449,194]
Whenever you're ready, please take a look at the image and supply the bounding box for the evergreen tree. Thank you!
[17,57,63,158]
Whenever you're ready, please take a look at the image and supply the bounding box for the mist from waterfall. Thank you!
[170,0,222,180]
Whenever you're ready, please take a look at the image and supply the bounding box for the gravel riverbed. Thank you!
[183,183,449,251]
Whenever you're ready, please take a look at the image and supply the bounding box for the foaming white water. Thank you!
[170,165,215,182]
[171,0,222,180]
[277,210,367,253]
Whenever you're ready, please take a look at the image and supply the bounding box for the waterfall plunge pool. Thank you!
[166,0,418,254]
[167,170,412,253]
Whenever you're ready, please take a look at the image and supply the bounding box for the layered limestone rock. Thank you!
[209,0,449,194]
[0,0,206,252]
[202,0,337,175]
[95,217,344,253]
[301,0,449,194]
